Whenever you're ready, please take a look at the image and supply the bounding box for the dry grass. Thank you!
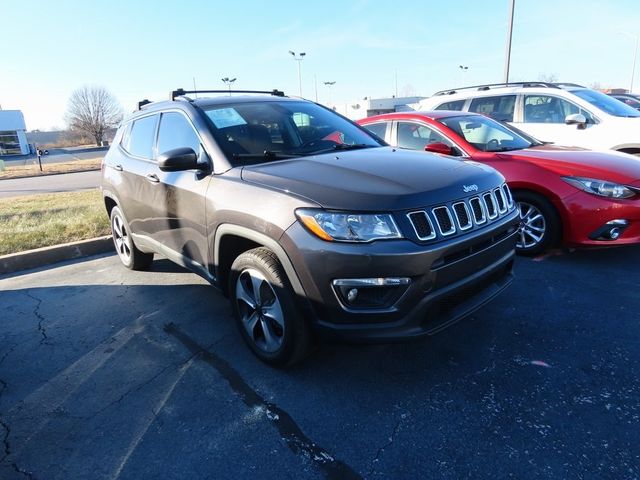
[0,189,110,256]
[0,158,102,180]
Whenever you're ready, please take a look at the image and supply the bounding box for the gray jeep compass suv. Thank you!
[101,88,519,365]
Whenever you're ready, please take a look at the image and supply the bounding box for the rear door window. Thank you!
[362,122,389,140]
[124,115,158,159]
[523,95,594,123]
[396,121,454,150]
[435,99,466,111]
[468,95,516,122]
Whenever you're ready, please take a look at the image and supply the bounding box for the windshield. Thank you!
[613,95,640,109]
[571,89,640,117]
[439,114,534,152]
[202,100,383,165]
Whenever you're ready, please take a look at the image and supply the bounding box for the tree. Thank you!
[537,73,558,83]
[65,86,123,146]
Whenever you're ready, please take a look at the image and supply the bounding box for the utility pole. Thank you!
[289,51,306,96]
[503,0,516,83]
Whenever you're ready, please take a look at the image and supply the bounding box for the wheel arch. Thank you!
[213,224,306,298]
[508,183,567,243]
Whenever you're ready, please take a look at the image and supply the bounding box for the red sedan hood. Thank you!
[495,145,640,184]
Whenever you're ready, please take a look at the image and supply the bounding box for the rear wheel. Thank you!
[110,206,154,270]
[229,247,311,367]
[513,191,561,256]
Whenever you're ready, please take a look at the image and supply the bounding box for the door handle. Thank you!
[146,173,160,183]
[111,163,123,171]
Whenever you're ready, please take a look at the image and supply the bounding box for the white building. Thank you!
[330,96,426,121]
[0,110,30,155]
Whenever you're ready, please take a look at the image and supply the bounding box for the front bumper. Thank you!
[280,209,519,341]
[561,190,640,247]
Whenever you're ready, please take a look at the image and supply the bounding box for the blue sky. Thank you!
[2,0,639,130]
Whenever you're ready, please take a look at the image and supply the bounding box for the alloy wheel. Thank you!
[235,268,285,353]
[517,201,546,250]
[112,213,132,264]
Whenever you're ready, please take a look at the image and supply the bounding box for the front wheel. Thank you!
[229,247,312,367]
[513,191,561,256]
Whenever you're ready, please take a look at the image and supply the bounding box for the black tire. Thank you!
[513,191,561,256]
[229,247,312,367]
[110,206,154,270]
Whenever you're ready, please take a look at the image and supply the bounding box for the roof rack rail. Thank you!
[433,81,561,96]
[137,99,152,110]
[170,88,285,101]
[553,82,585,88]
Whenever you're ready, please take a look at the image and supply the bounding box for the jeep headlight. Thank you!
[561,177,636,199]
[296,209,402,242]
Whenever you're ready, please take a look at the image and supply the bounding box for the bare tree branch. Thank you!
[65,86,123,146]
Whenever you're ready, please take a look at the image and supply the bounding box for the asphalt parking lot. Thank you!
[1,247,639,479]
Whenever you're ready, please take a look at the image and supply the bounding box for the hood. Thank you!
[241,147,503,211]
[495,145,640,184]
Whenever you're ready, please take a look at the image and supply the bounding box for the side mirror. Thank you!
[565,113,587,129]
[158,147,199,172]
[424,142,453,155]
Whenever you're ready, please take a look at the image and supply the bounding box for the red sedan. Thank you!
[358,111,640,255]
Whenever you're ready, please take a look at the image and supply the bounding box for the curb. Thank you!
[0,236,114,275]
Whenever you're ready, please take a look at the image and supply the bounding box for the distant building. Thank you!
[330,96,427,120]
[0,110,30,155]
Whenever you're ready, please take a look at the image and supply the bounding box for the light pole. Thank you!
[289,50,306,96]
[323,81,336,106]
[459,65,469,86]
[621,32,639,92]
[503,0,516,83]
[221,77,236,95]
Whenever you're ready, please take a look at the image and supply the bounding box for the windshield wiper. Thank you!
[306,143,378,155]
[233,151,301,160]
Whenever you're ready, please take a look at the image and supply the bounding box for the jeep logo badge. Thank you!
[463,184,479,193]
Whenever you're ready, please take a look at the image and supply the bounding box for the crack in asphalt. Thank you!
[164,322,362,480]
[89,349,201,418]
[25,293,49,346]
[366,415,405,479]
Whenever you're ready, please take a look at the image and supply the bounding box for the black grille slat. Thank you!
[453,202,471,230]
[433,207,455,235]
[407,211,435,240]
[494,188,506,212]
[502,184,512,207]
[483,193,497,218]
[470,197,485,223]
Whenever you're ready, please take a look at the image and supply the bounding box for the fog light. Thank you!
[332,277,411,310]
[347,289,358,302]
[589,219,629,241]
[609,227,621,240]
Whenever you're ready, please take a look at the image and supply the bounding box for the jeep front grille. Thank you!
[433,206,455,236]
[407,211,436,240]
[406,183,514,242]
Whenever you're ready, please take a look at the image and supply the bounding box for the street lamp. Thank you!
[323,81,336,106]
[620,32,639,92]
[289,50,306,96]
[221,77,236,95]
